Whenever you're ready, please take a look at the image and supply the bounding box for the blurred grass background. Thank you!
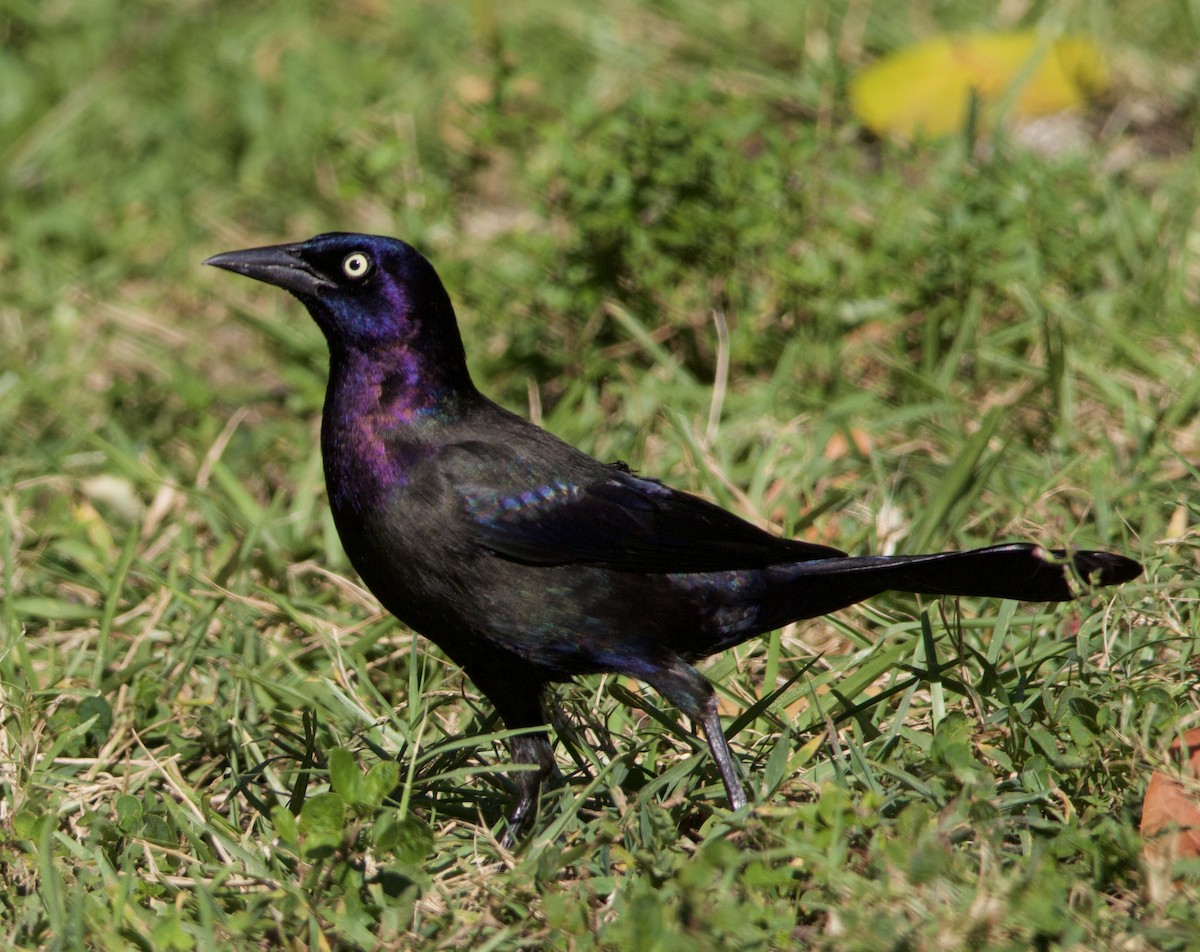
[2,0,1198,948]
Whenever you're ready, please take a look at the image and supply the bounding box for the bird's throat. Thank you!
[320,345,455,515]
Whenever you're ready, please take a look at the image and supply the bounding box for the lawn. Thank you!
[2,0,1198,948]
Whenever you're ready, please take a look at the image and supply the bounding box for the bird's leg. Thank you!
[501,730,556,847]
[696,697,748,810]
[465,665,555,845]
[646,657,748,811]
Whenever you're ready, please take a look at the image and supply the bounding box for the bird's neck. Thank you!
[321,342,476,514]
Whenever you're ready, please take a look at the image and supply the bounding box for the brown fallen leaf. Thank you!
[1141,727,1200,863]
[823,428,872,462]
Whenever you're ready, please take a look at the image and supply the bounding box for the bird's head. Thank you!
[205,233,464,360]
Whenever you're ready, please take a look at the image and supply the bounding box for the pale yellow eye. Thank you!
[342,252,371,280]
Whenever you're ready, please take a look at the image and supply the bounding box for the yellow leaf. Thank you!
[851,31,1107,141]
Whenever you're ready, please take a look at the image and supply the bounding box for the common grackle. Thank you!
[206,233,1141,841]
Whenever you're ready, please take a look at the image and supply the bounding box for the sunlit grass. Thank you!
[2,0,1198,947]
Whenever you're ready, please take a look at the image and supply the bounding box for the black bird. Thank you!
[206,233,1141,839]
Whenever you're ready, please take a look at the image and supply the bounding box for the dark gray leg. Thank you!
[465,663,555,845]
[502,729,556,846]
[645,656,748,810]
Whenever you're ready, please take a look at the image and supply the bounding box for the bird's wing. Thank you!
[435,440,846,572]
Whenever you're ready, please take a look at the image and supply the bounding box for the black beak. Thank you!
[204,242,334,297]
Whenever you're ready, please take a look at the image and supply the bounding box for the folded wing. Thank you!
[438,441,845,573]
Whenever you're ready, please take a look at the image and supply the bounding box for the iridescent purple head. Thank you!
[205,233,467,370]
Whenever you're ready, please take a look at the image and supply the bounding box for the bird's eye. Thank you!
[342,252,372,280]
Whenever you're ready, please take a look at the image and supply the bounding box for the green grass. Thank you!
[3,0,1199,947]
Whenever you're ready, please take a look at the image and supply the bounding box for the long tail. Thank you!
[758,543,1140,629]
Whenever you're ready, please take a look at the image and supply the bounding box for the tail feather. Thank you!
[757,543,1140,629]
